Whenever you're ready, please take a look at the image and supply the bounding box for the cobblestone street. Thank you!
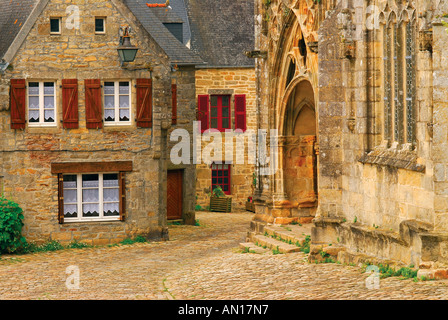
[1,212,447,300]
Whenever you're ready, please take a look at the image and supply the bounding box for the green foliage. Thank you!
[0,197,27,254]
[120,235,148,245]
[195,204,203,211]
[211,186,226,198]
[67,240,94,249]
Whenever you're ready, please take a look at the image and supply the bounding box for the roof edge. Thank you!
[2,0,50,63]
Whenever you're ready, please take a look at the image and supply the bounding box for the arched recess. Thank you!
[282,79,318,215]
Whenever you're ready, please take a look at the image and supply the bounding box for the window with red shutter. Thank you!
[197,95,209,133]
[85,79,102,129]
[62,79,79,129]
[136,79,152,128]
[234,94,247,132]
[10,79,26,129]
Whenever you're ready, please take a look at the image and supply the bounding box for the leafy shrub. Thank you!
[0,197,27,254]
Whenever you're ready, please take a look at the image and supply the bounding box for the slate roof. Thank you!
[123,0,203,65]
[0,0,38,61]
[146,0,192,47]
[184,0,255,68]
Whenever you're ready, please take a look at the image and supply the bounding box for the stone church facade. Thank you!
[253,0,448,272]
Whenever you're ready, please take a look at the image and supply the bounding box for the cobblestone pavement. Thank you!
[1,212,447,300]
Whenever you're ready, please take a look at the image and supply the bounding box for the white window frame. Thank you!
[103,81,132,126]
[63,173,121,223]
[27,81,57,127]
[95,17,106,34]
[50,17,62,34]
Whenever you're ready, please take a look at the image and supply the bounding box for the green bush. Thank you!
[0,197,27,254]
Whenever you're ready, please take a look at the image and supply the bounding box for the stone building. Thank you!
[252,0,448,274]
[146,0,257,211]
[0,0,202,245]
[186,0,257,210]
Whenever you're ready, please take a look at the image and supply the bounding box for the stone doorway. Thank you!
[282,80,318,220]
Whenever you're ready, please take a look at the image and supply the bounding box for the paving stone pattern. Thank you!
[1,212,447,300]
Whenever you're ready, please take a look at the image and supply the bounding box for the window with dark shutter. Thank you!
[62,79,79,129]
[171,84,177,125]
[234,94,247,132]
[52,161,132,223]
[198,95,209,133]
[10,79,26,129]
[85,79,102,129]
[136,79,152,128]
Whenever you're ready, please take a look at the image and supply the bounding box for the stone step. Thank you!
[263,224,311,246]
[239,242,270,254]
[250,234,303,253]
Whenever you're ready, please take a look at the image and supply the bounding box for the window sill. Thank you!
[358,142,425,173]
[62,218,121,224]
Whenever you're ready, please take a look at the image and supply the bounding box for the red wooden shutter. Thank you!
[136,79,152,128]
[10,79,26,129]
[234,94,247,132]
[62,79,79,129]
[85,79,102,129]
[197,95,209,133]
[119,172,126,221]
[171,83,177,125]
[57,173,65,224]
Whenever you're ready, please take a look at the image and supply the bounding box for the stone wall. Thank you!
[194,67,257,210]
[0,0,195,244]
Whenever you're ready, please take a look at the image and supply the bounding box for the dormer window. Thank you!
[163,23,183,43]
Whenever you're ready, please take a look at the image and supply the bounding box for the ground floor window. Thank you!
[62,173,121,222]
[211,164,231,195]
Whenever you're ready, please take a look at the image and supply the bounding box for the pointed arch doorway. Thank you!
[282,79,318,220]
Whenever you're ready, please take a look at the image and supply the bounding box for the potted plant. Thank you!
[209,186,232,213]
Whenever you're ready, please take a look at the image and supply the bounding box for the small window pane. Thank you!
[104,109,115,122]
[83,189,99,202]
[119,82,129,94]
[50,18,60,33]
[95,18,105,33]
[29,96,40,109]
[222,96,229,106]
[29,110,39,123]
[119,95,129,109]
[44,109,55,123]
[82,174,99,188]
[211,118,218,129]
[103,174,119,187]
[28,83,39,95]
[64,189,77,203]
[222,118,230,129]
[63,175,77,188]
[44,82,54,95]
[104,203,119,216]
[44,96,54,108]
[211,107,218,118]
[64,204,78,218]
[222,107,229,118]
[103,188,119,202]
[104,95,115,108]
[83,204,99,217]
[104,83,115,94]
[211,96,218,107]
[119,108,130,122]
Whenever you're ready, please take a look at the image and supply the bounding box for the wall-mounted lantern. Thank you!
[117,26,139,67]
